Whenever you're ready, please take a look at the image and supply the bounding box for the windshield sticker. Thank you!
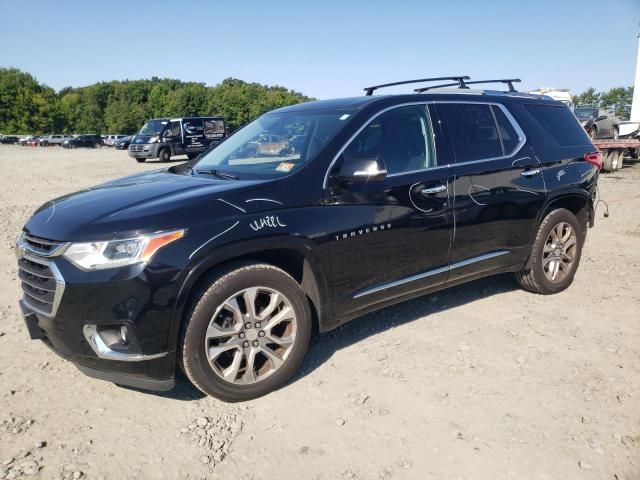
[250,216,287,231]
[276,162,295,173]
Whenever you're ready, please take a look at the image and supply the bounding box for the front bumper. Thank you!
[17,251,183,392]
[20,299,176,391]
[128,143,159,159]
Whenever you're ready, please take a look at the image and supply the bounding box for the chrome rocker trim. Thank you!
[353,250,509,299]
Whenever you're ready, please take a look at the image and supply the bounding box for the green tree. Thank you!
[573,87,601,108]
[0,68,313,135]
[600,86,633,119]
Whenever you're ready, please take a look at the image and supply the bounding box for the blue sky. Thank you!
[0,0,638,98]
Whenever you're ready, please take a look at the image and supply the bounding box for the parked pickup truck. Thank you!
[40,135,73,146]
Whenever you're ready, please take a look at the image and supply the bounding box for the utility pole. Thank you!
[631,32,640,122]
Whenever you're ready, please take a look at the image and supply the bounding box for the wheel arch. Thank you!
[524,191,593,269]
[167,238,332,352]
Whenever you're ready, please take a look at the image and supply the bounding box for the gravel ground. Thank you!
[0,145,638,480]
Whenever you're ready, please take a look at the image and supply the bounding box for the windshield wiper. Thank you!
[195,169,240,180]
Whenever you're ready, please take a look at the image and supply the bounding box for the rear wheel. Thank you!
[516,208,584,295]
[615,150,624,170]
[602,150,620,172]
[180,263,312,401]
[158,148,171,162]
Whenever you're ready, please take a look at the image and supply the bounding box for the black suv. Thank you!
[17,77,601,401]
[62,135,104,149]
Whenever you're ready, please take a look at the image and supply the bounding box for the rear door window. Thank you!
[436,103,503,162]
[492,106,520,154]
[204,119,225,140]
[525,104,591,146]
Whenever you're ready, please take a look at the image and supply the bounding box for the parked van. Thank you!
[128,117,226,162]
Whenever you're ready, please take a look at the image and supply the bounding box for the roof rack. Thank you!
[363,76,470,96]
[415,78,522,93]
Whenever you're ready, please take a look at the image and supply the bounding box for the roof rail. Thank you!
[415,78,522,93]
[364,76,470,96]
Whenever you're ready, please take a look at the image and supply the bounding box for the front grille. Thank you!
[130,145,145,152]
[18,256,62,316]
[22,234,65,257]
[17,233,66,317]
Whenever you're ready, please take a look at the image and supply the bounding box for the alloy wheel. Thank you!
[542,222,577,282]
[204,287,297,385]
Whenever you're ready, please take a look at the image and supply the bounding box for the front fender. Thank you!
[166,235,331,352]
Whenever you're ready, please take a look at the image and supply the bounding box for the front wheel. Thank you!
[516,208,584,294]
[180,263,312,401]
[158,148,171,162]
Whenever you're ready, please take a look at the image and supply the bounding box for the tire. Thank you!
[135,158,146,163]
[602,151,617,173]
[589,126,598,140]
[516,208,584,295]
[615,150,624,170]
[158,148,171,162]
[41,141,48,147]
[180,263,312,402]
[71,144,77,149]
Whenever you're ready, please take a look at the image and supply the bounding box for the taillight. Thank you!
[584,151,602,170]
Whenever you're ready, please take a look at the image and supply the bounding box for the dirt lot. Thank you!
[0,145,638,480]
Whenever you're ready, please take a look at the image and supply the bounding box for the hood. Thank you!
[131,135,157,145]
[24,169,267,241]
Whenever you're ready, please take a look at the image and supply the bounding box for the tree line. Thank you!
[1,67,635,136]
[0,68,313,135]
[572,86,634,118]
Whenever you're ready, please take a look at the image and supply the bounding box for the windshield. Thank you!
[138,120,168,136]
[194,110,354,179]
[574,108,597,119]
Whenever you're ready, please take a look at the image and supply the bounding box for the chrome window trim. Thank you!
[353,250,509,299]
[431,100,527,163]
[19,253,66,318]
[322,101,434,189]
[323,101,527,188]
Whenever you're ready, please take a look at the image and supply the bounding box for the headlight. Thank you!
[148,136,159,144]
[63,230,185,271]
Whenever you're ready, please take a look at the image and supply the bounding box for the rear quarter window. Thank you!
[525,104,591,147]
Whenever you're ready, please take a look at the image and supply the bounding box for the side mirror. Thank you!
[333,157,387,184]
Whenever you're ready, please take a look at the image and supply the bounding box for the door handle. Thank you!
[521,169,541,177]
[420,184,447,195]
